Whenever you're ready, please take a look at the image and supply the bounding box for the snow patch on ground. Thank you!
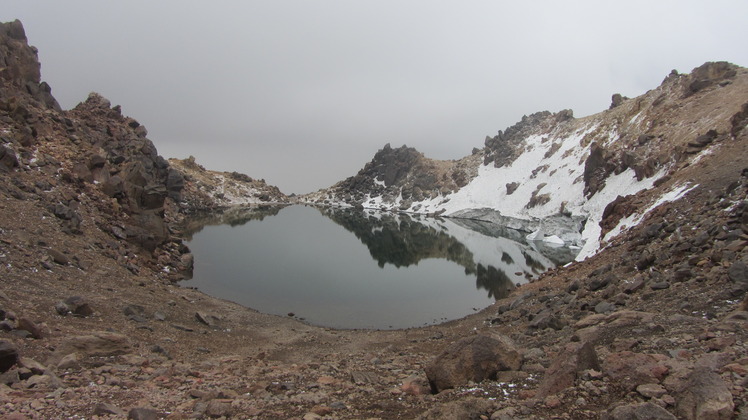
[602,183,697,245]
[574,168,668,261]
[411,123,600,220]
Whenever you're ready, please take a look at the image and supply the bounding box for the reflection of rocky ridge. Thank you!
[318,208,578,300]
[179,205,286,240]
[319,207,475,269]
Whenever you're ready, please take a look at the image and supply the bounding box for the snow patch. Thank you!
[543,235,565,246]
[574,168,667,261]
[602,183,697,244]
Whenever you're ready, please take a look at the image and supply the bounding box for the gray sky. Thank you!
[3,1,748,194]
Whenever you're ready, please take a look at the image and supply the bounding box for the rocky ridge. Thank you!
[168,156,288,212]
[303,143,482,212]
[0,19,746,419]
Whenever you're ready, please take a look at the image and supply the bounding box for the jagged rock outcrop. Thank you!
[0,20,188,272]
[483,109,574,168]
[304,143,481,212]
[0,20,60,112]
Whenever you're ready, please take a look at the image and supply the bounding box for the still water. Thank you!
[181,205,578,330]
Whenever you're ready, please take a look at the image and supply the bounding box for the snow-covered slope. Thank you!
[303,62,748,260]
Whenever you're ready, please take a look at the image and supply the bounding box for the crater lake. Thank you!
[180,205,578,329]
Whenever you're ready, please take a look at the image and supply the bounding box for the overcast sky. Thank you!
[3,1,748,194]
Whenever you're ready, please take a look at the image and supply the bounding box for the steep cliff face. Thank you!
[0,20,189,275]
[304,62,748,259]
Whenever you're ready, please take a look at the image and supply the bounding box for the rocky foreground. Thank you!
[0,19,747,419]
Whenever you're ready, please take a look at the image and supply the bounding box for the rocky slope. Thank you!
[0,19,190,276]
[168,156,288,212]
[0,19,746,420]
[304,61,748,260]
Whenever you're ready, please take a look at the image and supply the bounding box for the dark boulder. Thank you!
[127,407,160,420]
[610,93,628,109]
[728,261,748,291]
[64,296,94,317]
[686,61,738,96]
[0,145,19,172]
[424,334,521,393]
[583,142,613,197]
[0,340,19,372]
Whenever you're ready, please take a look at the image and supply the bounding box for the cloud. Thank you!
[3,0,747,193]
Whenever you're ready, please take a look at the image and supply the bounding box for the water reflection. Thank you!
[181,205,579,329]
[318,208,475,269]
[317,207,577,301]
[179,205,286,240]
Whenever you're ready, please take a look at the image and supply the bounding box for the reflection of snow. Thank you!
[543,235,565,246]
[526,228,565,246]
[398,212,576,284]
[526,228,545,241]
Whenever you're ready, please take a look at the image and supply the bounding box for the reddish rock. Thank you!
[544,395,562,408]
[603,351,668,391]
[310,405,333,416]
[706,336,736,351]
[47,331,131,366]
[721,363,748,376]
[536,341,600,398]
[401,375,429,396]
[16,317,43,339]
